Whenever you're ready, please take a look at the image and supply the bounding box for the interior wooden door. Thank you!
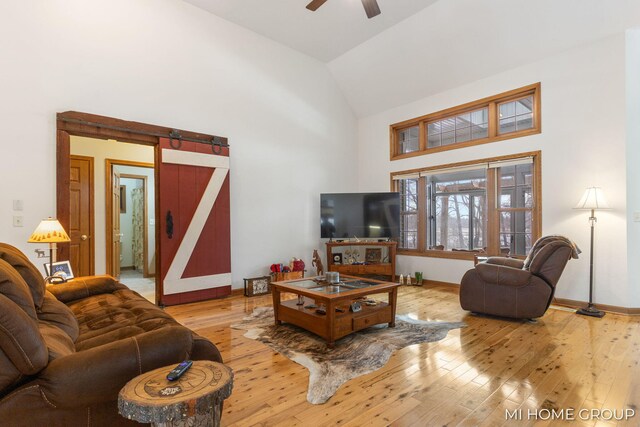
[158,138,231,305]
[69,156,94,276]
[112,170,121,280]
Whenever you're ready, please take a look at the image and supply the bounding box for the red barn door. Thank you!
[158,137,231,305]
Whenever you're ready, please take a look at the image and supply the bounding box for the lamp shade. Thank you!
[28,218,71,243]
[574,187,611,210]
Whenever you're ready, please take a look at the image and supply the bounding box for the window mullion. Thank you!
[488,102,498,139]
[486,168,499,255]
[417,176,427,252]
[419,121,426,151]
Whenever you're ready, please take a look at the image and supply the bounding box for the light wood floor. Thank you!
[166,284,640,426]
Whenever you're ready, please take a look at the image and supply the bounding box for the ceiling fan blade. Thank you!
[361,0,381,18]
[306,0,328,11]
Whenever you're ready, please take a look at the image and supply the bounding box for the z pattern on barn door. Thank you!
[159,137,231,305]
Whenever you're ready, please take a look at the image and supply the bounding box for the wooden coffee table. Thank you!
[271,275,399,348]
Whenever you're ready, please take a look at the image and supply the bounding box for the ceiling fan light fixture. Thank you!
[306,0,381,19]
[361,0,381,19]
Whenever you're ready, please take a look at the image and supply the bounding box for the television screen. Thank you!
[320,193,400,239]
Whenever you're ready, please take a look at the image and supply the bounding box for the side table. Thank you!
[118,361,233,427]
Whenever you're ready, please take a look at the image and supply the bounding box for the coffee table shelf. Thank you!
[272,275,398,348]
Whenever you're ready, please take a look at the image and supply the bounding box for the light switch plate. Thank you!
[634,212,640,222]
[13,200,23,211]
[13,216,23,227]
[149,218,155,226]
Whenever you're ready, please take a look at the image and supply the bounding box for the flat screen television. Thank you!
[320,192,400,239]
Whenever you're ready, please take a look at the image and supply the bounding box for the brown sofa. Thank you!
[0,243,222,426]
[459,236,580,319]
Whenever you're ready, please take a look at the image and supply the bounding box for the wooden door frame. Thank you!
[56,111,225,305]
[107,168,152,278]
[69,155,96,275]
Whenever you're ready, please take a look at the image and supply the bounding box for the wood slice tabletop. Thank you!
[118,361,233,425]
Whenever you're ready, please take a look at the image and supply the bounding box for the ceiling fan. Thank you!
[306,0,381,19]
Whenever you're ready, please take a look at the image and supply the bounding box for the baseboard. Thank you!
[231,288,245,297]
[422,279,460,290]
[552,297,640,316]
[120,266,135,271]
[415,283,639,315]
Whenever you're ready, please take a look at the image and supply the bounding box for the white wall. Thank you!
[626,28,640,308]
[357,34,630,307]
[0,0,357,288]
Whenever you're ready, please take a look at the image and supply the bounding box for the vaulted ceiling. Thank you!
[181,0,438,62]
[183,0,640,117]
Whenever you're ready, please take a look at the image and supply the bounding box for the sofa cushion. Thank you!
[38,322,75,361]
[0,246,45,309]
[38,291,79,342]
[0,259,37,320]
[0,350,24,395]
[0,294,47,375]
[68,289,178,351]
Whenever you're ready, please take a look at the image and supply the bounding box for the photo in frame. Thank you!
[365,248,382,264]
[332,252,343,265]
[120,185,127,213]
[244,276,271,297]
[44,261,74,280]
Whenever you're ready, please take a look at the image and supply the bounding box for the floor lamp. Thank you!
[28,217,71,278]
[574,187,610,318]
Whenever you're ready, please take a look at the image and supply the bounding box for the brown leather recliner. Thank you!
[459,236,580,319]
[0,243,223,426]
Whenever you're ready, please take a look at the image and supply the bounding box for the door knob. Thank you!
[81,235,88,241]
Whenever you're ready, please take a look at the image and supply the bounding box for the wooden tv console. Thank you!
[326,241,397,280]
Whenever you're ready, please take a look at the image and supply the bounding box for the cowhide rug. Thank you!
[231,306,465,404]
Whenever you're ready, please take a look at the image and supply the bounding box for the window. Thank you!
[428,168,487,251]
[399,177,419,249]
[427,108,488,148]
[392,152,540,259]
[497,162,534,254]
[391,83,541,159]
[498,96,534,135]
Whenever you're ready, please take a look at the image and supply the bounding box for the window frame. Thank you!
[390,83,541,160]
[390,151,542,261]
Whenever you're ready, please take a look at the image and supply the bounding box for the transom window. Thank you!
[390,84,540,159]
[392,152,540,259]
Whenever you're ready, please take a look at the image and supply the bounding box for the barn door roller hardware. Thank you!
[58,117,229,153]
[168,129,227,154]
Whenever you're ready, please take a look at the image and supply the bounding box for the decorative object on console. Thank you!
[312,249,324,276]
[244,276,272,297]
[365,247,382,263]
[415,272,423,285]
[290,258,305,272]
[333,253,342,264]
[574,187,610,318]
[28,217,71,278]
[232,306,464,404]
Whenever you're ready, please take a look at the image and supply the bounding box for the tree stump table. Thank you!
[118,361,233,427]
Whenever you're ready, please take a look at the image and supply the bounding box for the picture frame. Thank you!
[244,276,271,297]
[44,261,74,280]
[332,252,343,265]
[120,185,127,213]
[365,248,382,264]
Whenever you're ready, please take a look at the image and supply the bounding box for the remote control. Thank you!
[166,360,192,381]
